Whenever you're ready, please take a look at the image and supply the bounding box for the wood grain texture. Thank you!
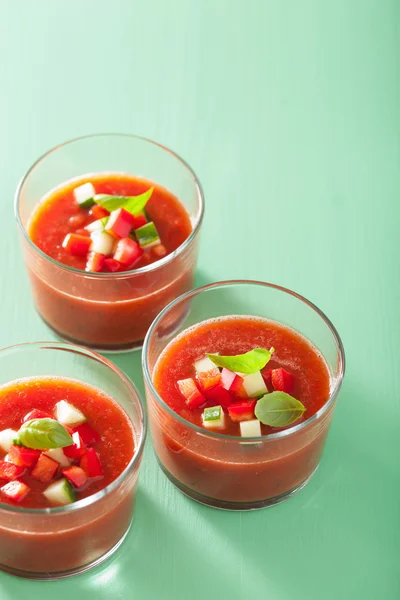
[0,0,399,598]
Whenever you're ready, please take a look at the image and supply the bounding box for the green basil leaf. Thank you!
[18,419,73,450]
[255,392,306,427]
[94,187,154,215]
[206,348,274,374]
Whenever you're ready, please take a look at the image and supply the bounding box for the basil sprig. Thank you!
[207,347,274,375]
[255,392,306,427]
[18,419,73,450]
[94,187,154,215]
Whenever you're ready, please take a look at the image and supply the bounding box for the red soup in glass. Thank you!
[15,134,203,352]
[143,281,345,510]
[0,342,146,579]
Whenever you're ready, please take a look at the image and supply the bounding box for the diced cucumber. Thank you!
[73,183,95,209]
[135,221,161,248]
[85,217,109,233]
[0,429,19,452]
[202,405,225,430]
[242,371,268,398]
[240,419,262,437]
[55,400,87,427]
[44,448,71,468]
[43,478,76,506]
[194,356,219,374]
[90,230,115,256]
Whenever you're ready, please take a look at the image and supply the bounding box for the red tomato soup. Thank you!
[151,316,332,507]
[0,377,137,574]
[25,174,196,350]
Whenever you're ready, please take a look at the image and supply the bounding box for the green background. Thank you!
[0,0,399,598]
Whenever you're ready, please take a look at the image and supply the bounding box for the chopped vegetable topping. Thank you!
[31,453,60,483]
[227,400,256,422]
[240,419,262,438]
[135,222,161,249]
[1,480,30,503]
[105,208,135,239]
[0,460,25,481]
[242,371,268,398]
[43,478,76,506]
[177,378,205,410]
[0,429,19,453]
[271,368,294,394]
[62,233,92,256]
[73,183,95,209]
[202,405,225,430]
[55,400,87,427]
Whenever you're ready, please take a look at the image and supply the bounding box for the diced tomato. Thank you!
[221,369,244,393]
[1,480,30,502]
[228,400,257,422]
[271,368,294,394]
[63,432,86,459]
[204,384,233,407]
[62,233,92,257]
[31,453,59,483]
[75,228,91,237]
[90,205,110,219]
[72,423,101,446]
[262,369,273,392]
[85,251,105,272]
[113,238,143,266]
[0,460,25,481]
[196,368,221,392]
[103,257,122,272]
[105,208,135,239]
[22,409,53,423]
[9,445,40,468]
[177,378,206,410]
[151,244,167,260]
[80,448,103,478]
[62,466,88,489]
[132,212,147,229]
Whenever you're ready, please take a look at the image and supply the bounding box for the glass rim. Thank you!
[0,341,147,516]
[14,132,205,279]
[142,279,346,442]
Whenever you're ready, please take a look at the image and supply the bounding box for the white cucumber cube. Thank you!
[242,371,268,398]
[55,400,87,427]
[240,419,262,438]
[43,478,76,506]
[202,405,225,430]
[0,429,19,452]
[73,183,95,206]
[44,448,71,468]
[90,231,115,256]
[194,356,218,374]
[4,454,11,462]
[85,219,105,233]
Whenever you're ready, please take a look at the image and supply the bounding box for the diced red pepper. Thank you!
[75,228,91,237]
[62,466,88,489]
[103,257,122,272]
[177,378,206,410]
[72,423,101,446]
[196,368,221,392]
[113,238,143,267]
[80,448,103,478]
[63,432,86,459]
[105,208,135,239]
[271,368,294,394]
[9,445,40,468]
[1,480,30,502]
[85,251,105,272]
[0,460,25,481]
[262,369,273,392]
[204,384,233,407]
[228,400,257,422]
[22,409,53,423]
[234,385,249,399]
[132,212,147,229]
[62,233,92,257]
[151,244,167,260]
[221,369,244,393]
[31,453,59,483]
[90,205,109,219]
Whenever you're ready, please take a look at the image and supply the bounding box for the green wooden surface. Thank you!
[0,1,399,598]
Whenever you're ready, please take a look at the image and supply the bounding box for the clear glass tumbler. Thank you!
[15,134,204,352]
[0,342,146,579]
[143,281,345,510]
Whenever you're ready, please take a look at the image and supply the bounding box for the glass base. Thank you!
[0,521,132,580]
[157,459,319,510]
[38,313,143,353]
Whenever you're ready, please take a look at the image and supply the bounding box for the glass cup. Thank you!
[0,342,146,579]
[15,133,204,352]
[143,280,345,510]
